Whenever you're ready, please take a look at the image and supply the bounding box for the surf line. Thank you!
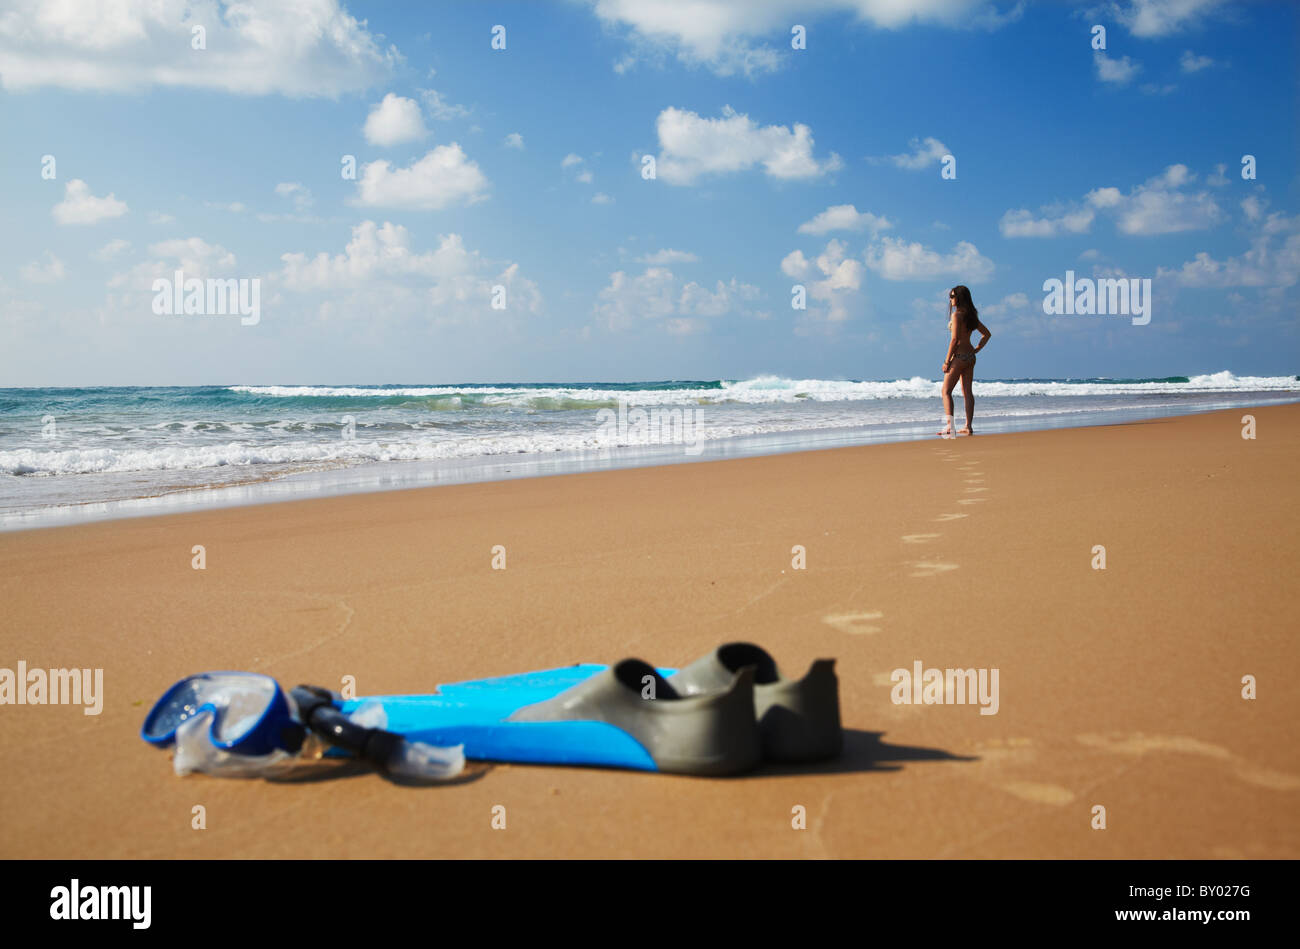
[890,660,999,715]
[0,661,104,715]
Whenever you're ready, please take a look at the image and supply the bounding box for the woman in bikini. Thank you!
[939,285,991,437]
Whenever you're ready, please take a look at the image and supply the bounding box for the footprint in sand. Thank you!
[1211,842,1277,859]
[822,611,883,635]
[901,533,941,544]
[997,781,1076,805]
[908,561,959,577]
[1076,732,1300,790]
[963,487,988,494]
[963,479,985,485]
[968,738,1076,805]
[957,498,987,505]
[934,513,968,522]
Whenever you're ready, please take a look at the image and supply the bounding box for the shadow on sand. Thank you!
[259,728,972,784]
[752,728,977,777]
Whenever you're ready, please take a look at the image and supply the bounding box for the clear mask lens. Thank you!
[143,672,280,746]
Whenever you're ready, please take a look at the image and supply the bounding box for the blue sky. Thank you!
[0,0,1295,386]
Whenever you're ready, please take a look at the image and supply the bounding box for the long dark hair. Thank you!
[950,285,978,331]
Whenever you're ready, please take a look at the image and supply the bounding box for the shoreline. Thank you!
[1,403,1296,858]
[5,394,1297,533]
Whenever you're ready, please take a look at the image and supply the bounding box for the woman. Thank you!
[938,285,991,436]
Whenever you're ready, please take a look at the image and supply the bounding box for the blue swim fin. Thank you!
[366,639,837,759]
[339,660,758,776]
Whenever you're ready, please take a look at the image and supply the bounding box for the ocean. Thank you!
[2,372,1297,529]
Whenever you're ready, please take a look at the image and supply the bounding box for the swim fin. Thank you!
[668,643,842,762]
[340,660,762,776]
[346,642,840,768]
[428,642,841,760]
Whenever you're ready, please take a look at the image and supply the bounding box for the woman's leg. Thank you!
[958,363,975,433]
[939,367,961,435]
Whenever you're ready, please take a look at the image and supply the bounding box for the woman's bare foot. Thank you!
[958,425,973,435]
[938,421,955,438]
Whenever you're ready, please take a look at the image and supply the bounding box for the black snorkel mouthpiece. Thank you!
[291,685,403,772]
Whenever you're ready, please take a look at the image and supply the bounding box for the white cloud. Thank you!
[504,132,524,149]
[1152,164,1193,188]
[594,267,675,329]
[363,93,428,146]
[92,239,132,262]
[780,239,865,322]
[279,220,541,320]
[1104,0,1227,38]
[1112,165,1223,234]
[1086,186,1124,208]
[591,192,614,204]
[1025,165,1225,237]
[1179,49,1215,72]
[797,204,891,235]
[1206,163,1229,186]
[146,238,237,276]
[587,0,1021,77]
[275,182,314,211]
[0,0,397,95]
[107,237,238,296]
[999,206,1095,237]
[1158,225,1300,289]
[979,292,1030,317]
[419,89,470,120]
[1095,52,1140,84]
[148,211,174,225]
[863,236,994,282]
[562,153,596,184]
[638,249,698,265]
[594,265,760,332]
[20,252,66,283]
[1156,197,1300,290]
[654,105,841,185]
[52,179,128,225]
[874,136,950,170]
[204,201,247,213]
[352,145,489,210]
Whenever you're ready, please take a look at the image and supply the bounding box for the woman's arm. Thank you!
[974,321,992,352]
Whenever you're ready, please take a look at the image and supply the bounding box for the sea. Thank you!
[2,372,1296,530]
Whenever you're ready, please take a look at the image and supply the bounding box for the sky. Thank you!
[0,0,1296,386]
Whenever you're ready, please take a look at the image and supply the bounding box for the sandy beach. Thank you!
[1,403,1297,859]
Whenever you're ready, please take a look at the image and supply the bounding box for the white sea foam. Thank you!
[227,371,1298,406]
[2,373,1294,481]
